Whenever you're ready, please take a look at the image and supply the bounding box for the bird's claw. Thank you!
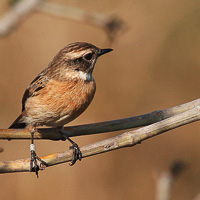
[69,143,82,166]
[57,128,82,166]
[30,150,47,177]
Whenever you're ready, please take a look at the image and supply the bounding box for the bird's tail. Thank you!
[8,114,27,129]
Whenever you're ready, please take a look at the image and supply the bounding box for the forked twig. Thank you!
[0,105,199,174]
[0,98,200,140]
[0,0,125,41]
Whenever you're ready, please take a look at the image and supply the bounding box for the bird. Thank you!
[9,42,113,176]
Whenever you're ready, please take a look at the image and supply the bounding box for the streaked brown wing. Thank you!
[22,73,50,112]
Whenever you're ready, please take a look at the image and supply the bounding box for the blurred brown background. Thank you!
[1,0,200,199]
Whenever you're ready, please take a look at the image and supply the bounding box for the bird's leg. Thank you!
[58,127,82,166]
[29,127,47,177]
[30,130,39,177]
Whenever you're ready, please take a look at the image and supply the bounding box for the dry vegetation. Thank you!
[1,0,200,200]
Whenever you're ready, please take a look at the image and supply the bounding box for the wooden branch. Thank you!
[0,0,124,41]
[1,98,200,140]
[39,2,111,27]
[38,2,125,43]
[0,105,199,174]
[0,0,41,36]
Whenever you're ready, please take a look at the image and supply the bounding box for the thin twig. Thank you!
[38,2,125,42]
[0,0,125,41]
[1,98,200,140]
[39,2,110,27]
[0,0,41,36]
[0,105,199,174]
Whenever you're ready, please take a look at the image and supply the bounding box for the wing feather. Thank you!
[22,72,50,112]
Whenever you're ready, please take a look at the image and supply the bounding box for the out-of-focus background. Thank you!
[1,0,200,199]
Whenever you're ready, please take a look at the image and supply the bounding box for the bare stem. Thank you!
[39,2,125,42]
[0,0,124,41]
[0,0,41,36]
[1,98,200,140]
[0,105,199,174]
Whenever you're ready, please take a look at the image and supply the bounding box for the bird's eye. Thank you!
[84,53,93,61]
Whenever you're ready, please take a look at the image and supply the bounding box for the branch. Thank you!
[38,2,125,43]
[0,105,199,174]
[1,98,200,140]
[0,1,125,42]
[0,0,41,36]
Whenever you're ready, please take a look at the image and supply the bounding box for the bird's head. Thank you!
[48,42,113,81]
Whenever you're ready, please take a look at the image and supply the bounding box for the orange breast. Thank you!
[25,78,96,127]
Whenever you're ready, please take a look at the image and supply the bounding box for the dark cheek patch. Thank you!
[67,57,92,72]
[68,58,91,72]
[77,61,91,72]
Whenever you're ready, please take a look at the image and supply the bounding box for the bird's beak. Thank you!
[98,48,113,57]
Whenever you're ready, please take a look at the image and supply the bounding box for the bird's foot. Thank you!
[30,145,47,178]
[58,127,82,166]
[69,142,82,166]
